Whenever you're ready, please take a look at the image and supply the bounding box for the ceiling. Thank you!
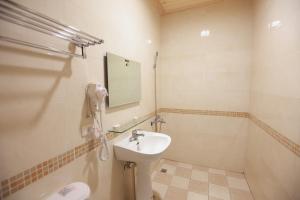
[156,0,222,15]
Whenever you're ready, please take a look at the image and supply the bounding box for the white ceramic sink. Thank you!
[113,131,171,200]
[114,131,171,163]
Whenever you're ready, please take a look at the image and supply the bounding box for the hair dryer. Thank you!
[86,83,109,161]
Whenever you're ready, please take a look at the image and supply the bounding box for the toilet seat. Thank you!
[46,182,90,200]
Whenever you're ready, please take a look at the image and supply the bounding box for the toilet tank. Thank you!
[46,182,90,200]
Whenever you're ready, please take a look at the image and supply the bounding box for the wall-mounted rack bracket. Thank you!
[81,46,87,59]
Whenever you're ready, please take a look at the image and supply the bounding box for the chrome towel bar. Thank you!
[0,0,104,58]
[0,35,83,58]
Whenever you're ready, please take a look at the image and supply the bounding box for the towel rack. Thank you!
[0,0,104,58]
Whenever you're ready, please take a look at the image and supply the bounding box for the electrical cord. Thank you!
[85,85,109,161]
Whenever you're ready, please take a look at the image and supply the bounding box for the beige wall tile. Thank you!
[250,0,300,145]
[2,118,155,200]
[246,0,300,199]
[245,123,300,200]
[1,0,299,199]
[0,0,160,198]
[161,112,249,172]
[158,0,252,112]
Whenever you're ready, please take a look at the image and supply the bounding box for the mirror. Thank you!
[105,52,141,108]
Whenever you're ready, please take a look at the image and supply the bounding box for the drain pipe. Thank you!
[124,161,137,200]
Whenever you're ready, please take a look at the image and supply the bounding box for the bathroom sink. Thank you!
[114,131,171,163]
[113,131,171,200]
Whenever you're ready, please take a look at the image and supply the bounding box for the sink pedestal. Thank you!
[113,131,171,200]
[136,162,153,200]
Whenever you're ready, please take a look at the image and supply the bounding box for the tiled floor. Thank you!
[152,159,254,200]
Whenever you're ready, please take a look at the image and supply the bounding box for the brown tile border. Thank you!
[0,112,155,199]
[248,114,300,157]
[159,107,300,157]
[0,139,100,199]
[1,109,299,199]
[158,108,249,118]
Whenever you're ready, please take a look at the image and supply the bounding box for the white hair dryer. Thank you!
[86,83,109,161]
[86,83,108,114]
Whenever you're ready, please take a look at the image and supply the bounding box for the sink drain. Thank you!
[160,168,167,173]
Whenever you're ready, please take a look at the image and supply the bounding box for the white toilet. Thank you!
[47,182,90,200]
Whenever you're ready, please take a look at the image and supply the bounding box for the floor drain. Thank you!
[160,168,167,173]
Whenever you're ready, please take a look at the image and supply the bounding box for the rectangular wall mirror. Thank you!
[105,52,141,108]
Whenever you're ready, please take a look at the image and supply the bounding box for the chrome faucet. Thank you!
[151,115,166,126]
[129,129,145,142]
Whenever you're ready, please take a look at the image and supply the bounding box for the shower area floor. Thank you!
[151,159,254,200]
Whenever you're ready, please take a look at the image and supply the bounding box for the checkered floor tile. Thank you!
[152,159,254,200]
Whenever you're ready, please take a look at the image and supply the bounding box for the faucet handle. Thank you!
[132,129,142,135]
